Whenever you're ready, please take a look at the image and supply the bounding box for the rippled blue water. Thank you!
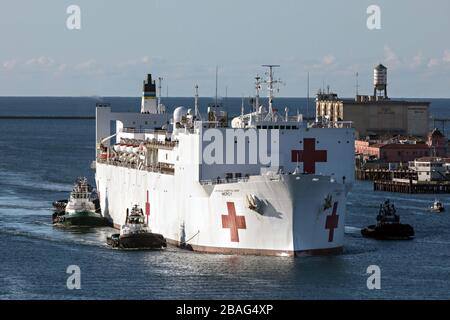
[0,97,449,299]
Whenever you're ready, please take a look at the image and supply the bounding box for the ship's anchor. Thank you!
[321,194,333,212]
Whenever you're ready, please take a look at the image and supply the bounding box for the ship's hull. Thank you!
[361,224,415,240]
[107,233,167,249]
[96,162,348,256]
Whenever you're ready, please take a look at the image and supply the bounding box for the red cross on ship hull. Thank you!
[145,190,150,224]
[222,202,246,242]
[325,202,339,242]
[292,138,327,174]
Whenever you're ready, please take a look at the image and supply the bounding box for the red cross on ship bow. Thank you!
[291,138,327,174]
[145,190,150,224]
[325,202,339,242]
[221,202,246,242]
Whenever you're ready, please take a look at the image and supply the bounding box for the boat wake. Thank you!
[0,226,109,249]
[344,226,361,234]
[0,171,73,193]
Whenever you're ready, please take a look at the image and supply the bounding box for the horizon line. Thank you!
[0,95,448,100]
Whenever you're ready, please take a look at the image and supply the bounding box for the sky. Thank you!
[0,0,449,97]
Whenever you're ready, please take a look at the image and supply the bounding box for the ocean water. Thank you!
[0,97,450,300]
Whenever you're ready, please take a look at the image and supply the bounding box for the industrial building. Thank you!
[408,157,450,182]
[355,128,448,163]
[316,64,430,138]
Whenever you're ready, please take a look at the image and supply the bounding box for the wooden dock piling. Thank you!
[356,168,417,181]
[373,180,450,194]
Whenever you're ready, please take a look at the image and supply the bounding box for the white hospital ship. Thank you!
[95,66,355,256]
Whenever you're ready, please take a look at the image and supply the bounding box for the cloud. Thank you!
[322,54,335,66]
[427,58,440,68]
[25,56,55,67]
[384,45,400,67]
[116,59,139,68]
[3,59,18,70]
[409,52,423,68]
[443,50,450,63]
[75,59,96,70]
[57,63,67,72]
[116,56,168,69]
[303,54,337,70]
[52,63,68,77]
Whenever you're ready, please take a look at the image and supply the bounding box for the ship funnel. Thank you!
[140,74,158,113]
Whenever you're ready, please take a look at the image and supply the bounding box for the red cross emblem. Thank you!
[291,138,327,174]
[221,202,246,242]
[325,202,339,242]
[145,190,150,224]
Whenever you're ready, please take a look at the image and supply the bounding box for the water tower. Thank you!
[373,64,388,99]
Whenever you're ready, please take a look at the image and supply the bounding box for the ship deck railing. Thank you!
[248,113,302,123]
[116,138,178,149]
[145,140,178,150]
[96,159,175,175]
[308,121,353,129]
[194,121,226,130]
[120,128,167,134]
[200,177,250,185]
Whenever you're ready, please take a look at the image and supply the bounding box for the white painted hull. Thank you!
[96,162,347,256]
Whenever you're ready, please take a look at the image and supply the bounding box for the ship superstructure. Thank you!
[95,66,355,256]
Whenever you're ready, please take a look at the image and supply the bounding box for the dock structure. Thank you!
[0,115,95,119]
[374,179,450,194]
[356,168,417,181]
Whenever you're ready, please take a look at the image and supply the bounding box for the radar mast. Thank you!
[261,65,282,121]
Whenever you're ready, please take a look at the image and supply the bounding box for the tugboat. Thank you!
[54,177,108,227]
[430,199,445,213]
[107,205,166,250]
[361,200,415,240]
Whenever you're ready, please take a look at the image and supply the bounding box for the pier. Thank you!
[356,168,417,181]
[374,179,450,194]
[0,115,94,120]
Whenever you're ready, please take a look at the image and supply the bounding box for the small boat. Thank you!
[107,205,166,250]
[54,177,109,227]
[361,200,414,240]
[430,199,445,213]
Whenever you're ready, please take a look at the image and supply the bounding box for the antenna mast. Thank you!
[194,84,200,120]
[224,85,228,109]
[306,72,310,119]
[255,75,261,113]
[215,65,219,107]
[356,72,359,96]
[262,64,281,120]
[158,77,163,113]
